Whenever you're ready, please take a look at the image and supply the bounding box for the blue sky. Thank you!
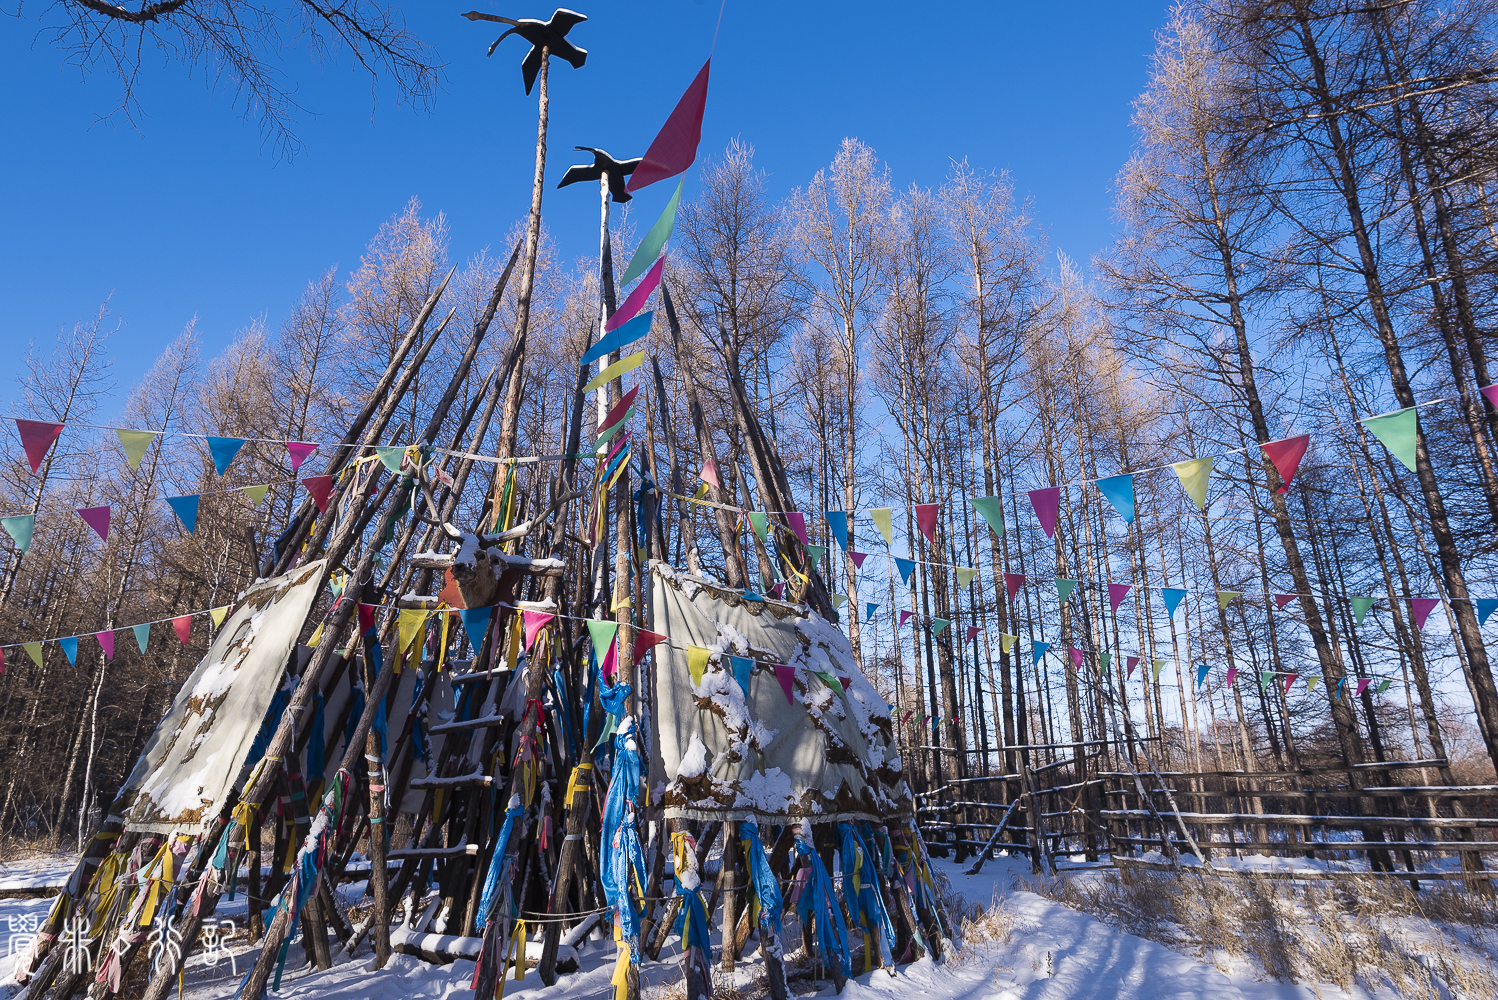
[0,2,1167,408]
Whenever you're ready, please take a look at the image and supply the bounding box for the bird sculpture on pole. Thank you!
[462,8,588,93]
[559,145,641,203]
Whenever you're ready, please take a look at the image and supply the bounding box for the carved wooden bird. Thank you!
[461,9,588,94]
[558,146,642,203]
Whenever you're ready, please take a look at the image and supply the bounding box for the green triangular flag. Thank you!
[242,484,270,507]
[1376,678,1392,694]
[832,594,846,609]
[1099,652,1112,669]
[1259,671,1273,692]
[1349,596,1376,625]
[2,515,35,555]
[1217,591,1241,610]
[586,619,619,659]
[621,178,684,287]
[115,429,158,470]
[374,446,406,473]
[23,641,42,667]
[1171,457,1214,511]
[931,618,950,636]
[747,511,770,542]
[972,496,1004,537]
[1361,407,1418,473]
[955,566,978,588]
[870,508,894,545]
[1056,579,1077,604]
[805,545,825,569]
[133,623,150,653]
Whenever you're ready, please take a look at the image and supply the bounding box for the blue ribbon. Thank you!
[600,725,647,949]
[793,833,849,977]
[838,822,895,966]
[475,802,525,930]
[741,820,784,940]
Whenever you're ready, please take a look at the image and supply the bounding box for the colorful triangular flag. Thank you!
[1360,407,1418,473]
[209,606,230,628]
[606,257,665,332]
[60,636,77,666]
[242,484,270,507]
[96,630,114,660]
[1349,597,1376,625]
[1028,487,1061,539]
[870,508,893,545]
[132,623,150,653]
[1172,456,1213,511]
[1004,573,1025,600]
[206,436,246,475]
[898,611,913,628]
[78,506,110,542]
[303,475,334,512]
[1162,588,1186,618]
[894,557,917,586]
[115,429,158,470]
[773,663,795,705]
[1217,591,1240,610]
[1274,593,1298,609]
[522,610,556,650]
[1152,659,1166,680]
[167,494,200,534]
[1033,641,1050,665]
[1411,598,1440,631]
[1000,634,1016,654]
[173,615,192,645]
[583,351,646,393]
[1477,598,1498,625]
[23,641,42,667]
[286,441,318,472]
[634,629,667,665]
[621,178,685,285]
[687,645,711,686]
[931,618,950,636]
[1055,579,1076,604]
[730,655,753,694]
[1262,434,1310,493]
[1096,474,1135,524]
[627,59,710,192]
[972,496,1004,537]
[1196,663,1210,689]
[2,514,35,554]
[581,310,655,367]
[462,606,494,653]
[16,419,64,473]
[1108,583,1132,612]
[956,566,978,588]
[915,503,939,544]
[826,511,849,552]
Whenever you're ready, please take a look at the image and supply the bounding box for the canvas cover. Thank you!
[119,560,327,834]
[649,561,910,823]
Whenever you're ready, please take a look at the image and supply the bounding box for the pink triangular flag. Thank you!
[1356,677,1372,697]
[848,551,868,569]
[15,419,65,473]
[96,631,115,660]
[1126,655,1139,678]
[1483,385,1498,410]
[522,610,556,650]
[358,602,377,635]
[634,629,668,665]
[915,503,940,544]
[285,441,317,473]
[1411,598,1440,631]
[600,636,619,682]
[965,625,981,641]
[1283,673,1299,695]
[1004,574,1026,600]
[627,59,711,192]
[1274,593,1297,610]
[302,475,333,512]
[898,611,913,628]
[1225,666,1239,686]
[1261,434,1310,493]
[699,458,720,489]
[1069,647,1083,669]
[786,511,808,546]
[1028,488,1061,539]
[78,506,110,542]
[770,582,786,599]
[837,674,851,693]
[606,256,666,331]
[1108,583,1132,612]
[172,615,193,645]
[773,663,795,705]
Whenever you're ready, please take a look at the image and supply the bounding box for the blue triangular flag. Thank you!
[826,511,849,552]
[1033,641,1050,665]
[460,607,492,653]
[579,310,654,367]
[1196,663,1210,689]
[167,494,200,534]
[865,602,879,619]
[132,623,150,653]
[1096,474,1136,525]
[1477,598,1498,625]
[893,557,916,586]
[743,590,764,603]
[60,636,78,666]
[206,436,246,475]
[1162,588,1187,618]
[730,655,753,695]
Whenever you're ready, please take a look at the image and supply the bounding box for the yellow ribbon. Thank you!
[564,764,593,809]
[610,943,631,1000]
[494,917,527,1000]
[436,605,452,673]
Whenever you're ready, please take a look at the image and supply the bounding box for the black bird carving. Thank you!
[461,9,588,95]
[558,146,642,203]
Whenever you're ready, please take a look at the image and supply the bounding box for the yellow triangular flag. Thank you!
[956,566,978,588]
[242,484,270,507]
[612,588,632,612]
[870,508,894,545]
[1307,675,1321,692]
[583,351,646,393]
[1151,659,1166,680]
[23,641,42,667]
[307,622,325,647]
[1217,591,1241,610]
[687,645,711,686]
[832,594,847,609]
[398,608,429,656]
[115,429,159,470]
[1171,457,1214,512]
[1000,634,1017,654]
[209,606,230,628]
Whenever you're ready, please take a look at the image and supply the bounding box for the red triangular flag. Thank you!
[1410,597,1440,631]
[522,610,556,650]
[96,631,115,660]
[1261,434,1310,493]
[78,506,110,542]
[1483,384,1498,410]
[1356,677,1372,697]
[634,629,668,665]
[15,419,65,473]
[786,512,808,546]
[1126,655,1139,678]
[627,59,711,192]
[1225,666,1239,686]
[699,458,720,488]
[773,663,795,705]
[837,675,851,693]
[173,615,193,645]
[358,603,377,635]
[848,551,868,569]
[901,709,913,724]
[599,386,640,435]
[286,441,318,473]
[898,611,913,628]
[1069,647,1084,669]
[302,475,333,512]
[1274,593,1297,610]
[1283,673,1299,695]
[1028,488,1061,539]
[770,582,786,599]
[1004,573,1026,600]
[1108,582,1132,612]
[965,625,981,641]
[915,503,940,544]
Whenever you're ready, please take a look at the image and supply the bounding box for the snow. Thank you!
[189,659,239,702]
[140,750,220,816]
[676,734,710,779]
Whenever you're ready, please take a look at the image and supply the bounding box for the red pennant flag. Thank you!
[15,419,65,473]
[1028,488,1062,539]
[1356,677,1372,697]
[1283,673,1299,695]
[848,551,868,569]
[96,631,115,660]
[1126,655,1139,678]
[78,506,110,542]
[773,663,795,705]
[286,441,318,473]
[1261,434,1310,493]
[915,503,940,544]
[358,603,377,635]
[898,611,913,628]
[770,582,786,599]
[1274,593,1297,609]
[1004,573,1026,600]
[606,257,665,332]
[901,708,913,724]
[173,615,193,645]
[1483,384,1498,410]
[634,629,668,665]
[522,610,556,650]
[1108,583,1132,612]
[1410,598,1440,631]
[302,475,333,512]
[965,625,981,641]
[786,511,808,546]
[837,675,851,693]
[600,386,640,435]
[627,59,711,192]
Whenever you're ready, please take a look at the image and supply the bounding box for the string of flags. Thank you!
[0,604,232,675]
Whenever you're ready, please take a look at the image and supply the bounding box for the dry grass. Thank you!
[1028,869,1498,998]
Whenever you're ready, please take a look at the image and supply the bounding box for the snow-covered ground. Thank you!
[1,850,1487,1000]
